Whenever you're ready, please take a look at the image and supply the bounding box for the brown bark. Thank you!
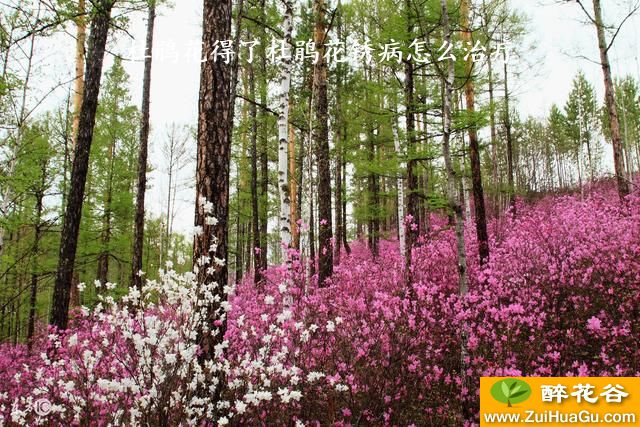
[592,0,629,199]
[487,48,499,211]
[71,0,86,151]
[235,221,244,283]
[27,179,45,348]
[68,0,86,307]
[367,126,379,258]
[334,0,344,265]
[404,0,418,281]
[461,0,490,264]
[421,104,431,233]
[51,1,115,330]
[193,0,233,410]
[69,273,80,308]
[259,138,268,273]
[259,0,269,273]
[132,2,156,289]
[342,147,351,255]
[236,77,250,284]
[313,0,333,286]
[249,65,262,285]
[97,135,115,286]
[295,132,303,251]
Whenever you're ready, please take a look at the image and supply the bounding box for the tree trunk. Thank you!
[620,101,633,182]
[193,0,232,413]
[334,136,343,264]
[132,2,156,289]
[503,44,516,214]
[461,0,490,264]
[421,105,431,234]
[404,0,418,282]
[393,116,406,258]
[334,0,344,265]
[51,1,115,330]
[367,128,379,258]
[259,0,269,272]
[592,0,629,199]
[441,0,469,409]
[277,1,293,261]
[163,134,175,265]
[249,65,262,285]
[71,0,86,153]
[487,43,499,211]
[236,78,250,284]
[295,129,304,251]
[289,107,298,250]
[313,0,333,286]
[309,172,316,278]
[342,147,351,255]
[27,186,45,348]
[97,136,115,286]
[235,220,244,283]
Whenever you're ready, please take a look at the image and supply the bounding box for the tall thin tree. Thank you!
[461,0,490,264]
[313,0,333,285]
[393,113,406,259]
[50,0,116,330]
[277,0,294,260]
[132,0,156,289]
[502,32,516,213]
[404,0,418,282]
[581,0,632,199]
[441,0,470,407]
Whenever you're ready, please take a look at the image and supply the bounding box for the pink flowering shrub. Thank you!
[1,185,639,425]
[222,187,639,425]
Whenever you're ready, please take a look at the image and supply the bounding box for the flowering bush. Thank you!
[1,185,639,425]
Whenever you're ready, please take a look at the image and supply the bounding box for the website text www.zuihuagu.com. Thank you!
[483,410,637,424]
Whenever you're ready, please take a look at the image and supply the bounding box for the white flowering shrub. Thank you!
[0,209,340,426]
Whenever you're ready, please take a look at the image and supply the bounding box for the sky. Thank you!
[13,0,640,233]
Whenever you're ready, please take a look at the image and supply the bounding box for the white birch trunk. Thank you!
[441,0,468,296]
[441,0,469,398]
[463,172,472,223]
[392,119,406,259]
[277,0,294,261]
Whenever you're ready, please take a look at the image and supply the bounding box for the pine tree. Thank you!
[51,0,117,330]
[132,0,156,289]
[313,0,333,286]
[193,0,233,409]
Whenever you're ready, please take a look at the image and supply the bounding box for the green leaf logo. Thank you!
[490,378,532,407]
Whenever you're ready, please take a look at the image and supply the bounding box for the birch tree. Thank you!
[441,0,469,405]
[392,116,406,259]
[277,0,293,261]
